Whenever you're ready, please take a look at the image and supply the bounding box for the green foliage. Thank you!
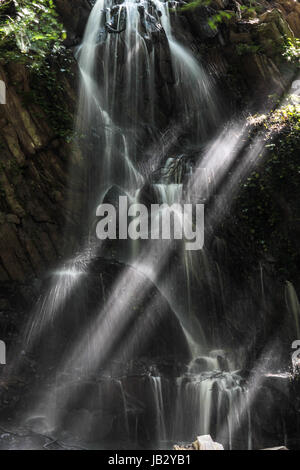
[0,0,66,70]
[283,38,300,66]
[28,52,75,140]
[230,105,300,280]
[0,1,74,140]
[208,10,233,31]
[240,5,255,12]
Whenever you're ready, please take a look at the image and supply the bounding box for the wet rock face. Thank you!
[179,4,220,40]
[0,63,84,283]
[249,374,300,450]
[176,0,298,104]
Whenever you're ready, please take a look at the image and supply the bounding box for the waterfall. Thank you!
[285,281,300,339]
[75,0,219,346]
[117,379,130,437]
[150,376,167,442]
[173,368,251,449]
[76,0,217,200]
[18,0,256,451]
[153,0,218,139]
[77,0,148,196]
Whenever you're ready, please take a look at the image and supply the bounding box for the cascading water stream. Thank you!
[150,376,167,442]
[76,0,217,202]
[14,0,262,450]
[76,0,218,347]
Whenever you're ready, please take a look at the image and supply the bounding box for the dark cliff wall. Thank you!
[0,62,84,284]
[0,0,299,286]
[0,1,89,287]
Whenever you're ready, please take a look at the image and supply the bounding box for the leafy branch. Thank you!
[0,0,66,69]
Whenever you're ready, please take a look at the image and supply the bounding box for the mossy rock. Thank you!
[259,8,294,38]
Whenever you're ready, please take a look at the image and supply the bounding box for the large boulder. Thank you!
[258,8,294,38]
[28,256,190,372]
[55,0,92,40]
